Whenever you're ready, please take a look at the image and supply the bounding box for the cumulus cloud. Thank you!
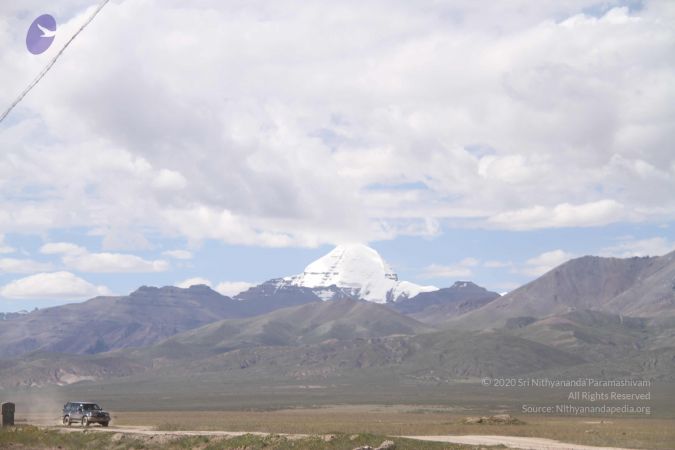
[421,258,480,279]
[520,249,575,276]
[97,228,152,251]
[162,249,193,260]
[175,278,255,297]
[488,200,627,230]
[600,237,675,258]
[152,169,187,191]
[215,281,256,297]
[40,242,86,255]
[63,252,169,273]
[40,242,169,273]
[0,271,112,300]
[483,260,513,269]
[176,277,212,288]
[0,1,673,246]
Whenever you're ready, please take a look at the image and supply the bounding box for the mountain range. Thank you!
[0,285,240,358]
[0,245,674,390]
[0,245,496,359]
[391,281,501,324]
[451,252,675,330]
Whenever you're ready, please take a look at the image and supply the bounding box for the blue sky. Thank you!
[1,222,673,312]
[1,0,674,311]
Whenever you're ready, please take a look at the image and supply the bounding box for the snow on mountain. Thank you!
[280,244,437,303]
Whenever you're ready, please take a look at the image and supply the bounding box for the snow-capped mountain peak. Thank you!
[282,244,437,303]
[293,244,397,287]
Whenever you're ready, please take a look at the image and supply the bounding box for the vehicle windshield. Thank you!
[81,404,101,411]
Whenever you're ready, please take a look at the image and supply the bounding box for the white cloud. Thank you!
[215,281,256,297]
[97,228,152,251]
[461,257,480,267]
[40,242,86,255]
[520,249,575,277]
[0,271,112,300]
[162,250,193,260]
[40,242,169,273]
[0,258,53,273]
[488,200,627,230]
[600,237,675,258]
[63,252,169,273]
[176,277,212,288]
[175,278,256,297]
[421,258,480,279]
[483,260,513,269]
[0,2,673,246]
[152,169,187,191]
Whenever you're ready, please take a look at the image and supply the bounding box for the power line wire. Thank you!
[0,0,111,124]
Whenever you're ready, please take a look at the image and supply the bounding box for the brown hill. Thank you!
[453,251,675,329]
[0,302,586,387]
[0,285,241,358]
[605,250,675,316]
[137,298,436,361]
[2,300,674,390]
[391,281,500,324]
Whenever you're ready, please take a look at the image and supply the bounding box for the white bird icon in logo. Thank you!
[37,23,57,38]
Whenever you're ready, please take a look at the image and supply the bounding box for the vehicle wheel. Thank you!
[81,416,89,427]
[101,422,109,427]
[63,416,70,426]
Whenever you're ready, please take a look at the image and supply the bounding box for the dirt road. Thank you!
[53,424,636,450]
[402,434,636,450]
[57,424,306,439]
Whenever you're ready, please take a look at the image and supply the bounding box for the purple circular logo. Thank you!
[26,14,57,55]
